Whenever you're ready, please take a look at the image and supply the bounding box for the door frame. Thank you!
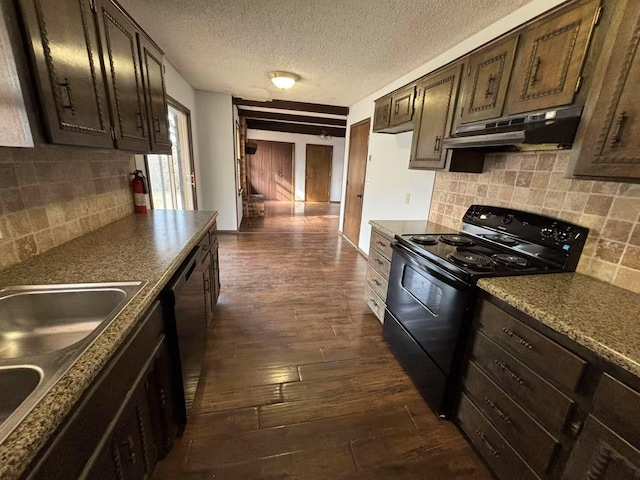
[342,118,370,247]
[305,143,333,202]
[247,139,295,201]
[144,95,198,209]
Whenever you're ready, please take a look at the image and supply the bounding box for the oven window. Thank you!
[402,266,444,315]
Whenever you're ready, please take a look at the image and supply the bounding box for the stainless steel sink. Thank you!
[0,366,42,424]
[0,282,144,445]
[0,288,128,359]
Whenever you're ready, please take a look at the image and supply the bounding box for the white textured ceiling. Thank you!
[119,0,533,106]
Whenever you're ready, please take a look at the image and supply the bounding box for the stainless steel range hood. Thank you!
[443,106,583,149]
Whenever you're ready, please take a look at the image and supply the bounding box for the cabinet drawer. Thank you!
[368,248,391,279]
[457,393,540,480]
[471,331,573,435]
[479,300,586,392]
[592,374,640,447]
[366,265,388,300]
[364,283,385,323]
[464,361,558,476]
[370,230,392,260]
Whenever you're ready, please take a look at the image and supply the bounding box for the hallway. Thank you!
[153,202,491,479]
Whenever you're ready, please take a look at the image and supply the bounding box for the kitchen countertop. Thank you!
[369,219,457,238]
[478,273,640,378]
[0,210,217,480]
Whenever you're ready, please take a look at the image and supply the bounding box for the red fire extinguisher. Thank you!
[130,170,149,214]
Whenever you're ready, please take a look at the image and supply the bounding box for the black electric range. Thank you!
[382,205,589,419]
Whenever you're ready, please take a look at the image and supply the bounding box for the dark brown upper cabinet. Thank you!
[409,64,462,170]
[138,34,172,154]
[389,85,415,128]
[96,0,150,152]
[372,95,391,132]
[505,0,602,115]
[570,0,640,181]
[18,0,114,149]
[372,85,416,133]
[457,35,519,124]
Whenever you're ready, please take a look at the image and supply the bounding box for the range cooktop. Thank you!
[395,206,589,282]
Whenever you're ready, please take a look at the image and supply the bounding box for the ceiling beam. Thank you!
[238,109,347,126]
[246,119,345,138]
[233,97,348,116]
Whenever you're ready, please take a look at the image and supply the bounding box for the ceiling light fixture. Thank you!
[269,71,299,90]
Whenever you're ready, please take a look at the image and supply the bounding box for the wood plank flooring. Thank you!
[152,201,491,479]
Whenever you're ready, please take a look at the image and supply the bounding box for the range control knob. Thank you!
[502,215,514,225]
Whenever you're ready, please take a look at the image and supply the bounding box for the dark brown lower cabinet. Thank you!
[25,301,180,480]
[562,416,640,480]
[459,296,640,480]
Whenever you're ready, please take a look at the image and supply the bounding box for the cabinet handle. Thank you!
[135,112,144,130]
[484,397,512,425]
[375,258,383,266]
[376,241,386,247]
[394,103,399,115]
[153,116,161,133]
[494,359,524,385]
[530,57,542,87]
[609,112,628,148]
[569,420,583,437]
[475,429,500,458]
[369,297,379,308]
[485,74,496,98]
[356,194,363,198]
[501,327,533,349]
[434,135,442,153]
[57,78,75,114]
[373,279,381,287]
[123,436,136,463]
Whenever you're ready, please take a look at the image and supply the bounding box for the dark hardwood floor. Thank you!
[153,201,491,480]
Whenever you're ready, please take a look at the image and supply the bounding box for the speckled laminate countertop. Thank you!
[0,210,217,480]
[478,273,640,378]
[369,219,457,238]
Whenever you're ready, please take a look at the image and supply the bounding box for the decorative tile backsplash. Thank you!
[0,145,134,270]
[429,151,640,293]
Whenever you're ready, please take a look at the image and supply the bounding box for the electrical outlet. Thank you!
[405,193,411,204]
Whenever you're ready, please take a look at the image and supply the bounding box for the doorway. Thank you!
[305,144,332,202]
[145,97,197,210]
[342,118,370,246]
[247,140,294,200]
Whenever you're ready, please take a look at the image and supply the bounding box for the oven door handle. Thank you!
[392,242,471,290]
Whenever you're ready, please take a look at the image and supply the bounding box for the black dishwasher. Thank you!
[164,241,210,426]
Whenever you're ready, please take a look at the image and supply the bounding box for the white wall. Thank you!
[340,0,569,254]
[246,129,345,202]
[195,91,238,230]
[233,106,243,227]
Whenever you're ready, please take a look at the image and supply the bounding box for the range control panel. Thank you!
[463,205,589,252]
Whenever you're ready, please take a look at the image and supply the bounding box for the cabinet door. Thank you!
[505,0,601,115]
[138,34,171,154]
[458,35,519,124]
[18,0,113,148]
[570,0,640,180]
[410,64,462,170]
[372,96,391,131]
[390,85,415,127]
[562,416,640,480]
[96,0,149,152]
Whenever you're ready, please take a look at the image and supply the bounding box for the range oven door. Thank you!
[383,242,475,417]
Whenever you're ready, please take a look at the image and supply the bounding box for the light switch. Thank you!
[365,178,371,185]
[405,193,411,204]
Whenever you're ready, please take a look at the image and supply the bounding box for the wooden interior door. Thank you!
[305,144,333,202]
[343,119,370,246]
[247,140,294,200]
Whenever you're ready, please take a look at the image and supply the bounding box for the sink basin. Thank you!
[0,289,127,359]
[0,282,144,445]
[0,367,42,424]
